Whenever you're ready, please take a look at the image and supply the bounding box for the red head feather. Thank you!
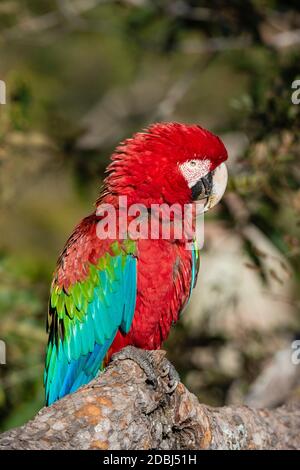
[100,122,228,206]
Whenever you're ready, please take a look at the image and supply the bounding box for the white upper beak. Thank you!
[204,162,228,212]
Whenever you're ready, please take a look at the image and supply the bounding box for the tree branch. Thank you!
[0,350,299,450]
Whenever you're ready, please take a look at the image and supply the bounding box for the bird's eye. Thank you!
[189,160,197,167]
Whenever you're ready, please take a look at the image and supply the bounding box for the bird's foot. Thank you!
[112,346,158,388]
[112,346,180,393]
[159,359,180,394]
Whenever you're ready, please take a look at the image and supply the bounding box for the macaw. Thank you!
[44,122,228,405]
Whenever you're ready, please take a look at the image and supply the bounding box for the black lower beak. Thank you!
[191,172,213,201]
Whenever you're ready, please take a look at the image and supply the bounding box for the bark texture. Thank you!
[0,350,299,450]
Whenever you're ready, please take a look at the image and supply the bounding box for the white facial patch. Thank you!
[179,159,211,188]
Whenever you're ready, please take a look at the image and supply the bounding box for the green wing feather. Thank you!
[44,239,137,405]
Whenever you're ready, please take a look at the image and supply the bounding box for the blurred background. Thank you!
[0,0,300,432]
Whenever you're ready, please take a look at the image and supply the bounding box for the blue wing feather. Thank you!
[45,246,137,405]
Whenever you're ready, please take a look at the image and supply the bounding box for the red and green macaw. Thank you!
[44,122,228,405]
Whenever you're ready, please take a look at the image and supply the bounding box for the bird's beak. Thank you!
[204,162,228,212]
[194,162,228,213]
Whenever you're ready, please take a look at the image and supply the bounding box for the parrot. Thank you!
[44,122,228,405]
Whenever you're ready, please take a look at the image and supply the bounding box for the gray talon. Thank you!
[164,380,178,394]
[160,360,180,394]
[159,363,170,377]
[112,347,180,394]
[146,374,158,389]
